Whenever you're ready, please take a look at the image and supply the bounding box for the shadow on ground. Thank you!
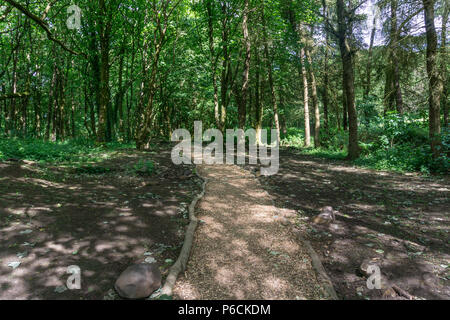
[0,146,202,299]
[243,147,449,300]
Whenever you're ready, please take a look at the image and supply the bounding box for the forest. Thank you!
[0,0,448,301]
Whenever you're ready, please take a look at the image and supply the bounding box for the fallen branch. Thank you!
[160,167,207,297]
[392,284,414,300]
[295,232,339,300]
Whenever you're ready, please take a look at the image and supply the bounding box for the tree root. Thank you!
[160,167,207,297]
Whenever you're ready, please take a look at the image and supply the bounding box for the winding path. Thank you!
[173,164,334,300]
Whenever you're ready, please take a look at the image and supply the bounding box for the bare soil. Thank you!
[242,148,449,300]
[0,145,202,300]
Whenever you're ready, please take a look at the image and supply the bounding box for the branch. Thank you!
[0,92,30,101]
[41,0,58,20]
[4,0,85,57]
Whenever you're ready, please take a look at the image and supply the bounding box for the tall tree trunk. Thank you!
[364,11,377,98]
[238,0,251,129]
[441,0,448,128]
[45,59,57,140]
[254,47,263,144]
[97,0,111,143]
[300,46,311,147]
[262,2,280,145]
[385,0,403,114]
[337,0,359,159]
[206,0,221,130]
[423,0,444,158]
[322,2,330,132]
[305,46,320,148]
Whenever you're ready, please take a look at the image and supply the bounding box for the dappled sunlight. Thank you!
[248,149,449,299]
[173,164,328,300]
[0,149,202,299]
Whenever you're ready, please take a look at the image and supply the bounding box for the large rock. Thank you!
[115,263,161,299]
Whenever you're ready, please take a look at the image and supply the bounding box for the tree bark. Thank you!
[423,0,444,158]
[441,0,448,128]
[336,0,359,159]
[305,46,320,148]
[238,0,251,129]
[262,2,280,145]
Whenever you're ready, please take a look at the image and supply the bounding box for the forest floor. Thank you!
[173,164,331,300]
[0,144,448,300]
[242,148,450,300]
[0,144,202,299]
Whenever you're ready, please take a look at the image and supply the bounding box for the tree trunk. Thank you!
[441,0,448,128]
[305,47,320,148]
[300,46,310,147]
[364,11,377,98]
[206,0,221,130]
[322,2,330,132]
[423,0,444,158]
[384,0,403,114]
[337,0,359,159]
[262,2,280,145]
[238,0,251,129]
[254,47,263,144]
[97,0,111,143]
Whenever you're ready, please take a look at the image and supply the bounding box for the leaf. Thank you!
[144,257,156,264]
[7,261,21,269]
[17,251,28,258]
[20,230,32,235]
[54,285,67,293]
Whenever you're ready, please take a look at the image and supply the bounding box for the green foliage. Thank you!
[283,111,449,175]
[0,138,133,164]
[281,127,305,147]
[131,159,155,175]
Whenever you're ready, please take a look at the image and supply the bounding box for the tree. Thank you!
[335,0,360,159]
[422,0,444,158]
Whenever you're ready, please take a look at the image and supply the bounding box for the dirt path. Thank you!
[173,164,331,300]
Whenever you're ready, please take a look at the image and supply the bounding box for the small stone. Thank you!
[7,261,21,269]
[382,287,397,298]
[54,285,68,293]
[114,263,161,299]
[280,217,290,226]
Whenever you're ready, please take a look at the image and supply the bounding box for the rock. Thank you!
[311,206,336,225]
[280,217,290,226]
[382,287,397,298]
[114,263,161,299]
[359,258,382,277]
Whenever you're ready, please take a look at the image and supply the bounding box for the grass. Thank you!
[280,125,448,175]
[0,138,135,164]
